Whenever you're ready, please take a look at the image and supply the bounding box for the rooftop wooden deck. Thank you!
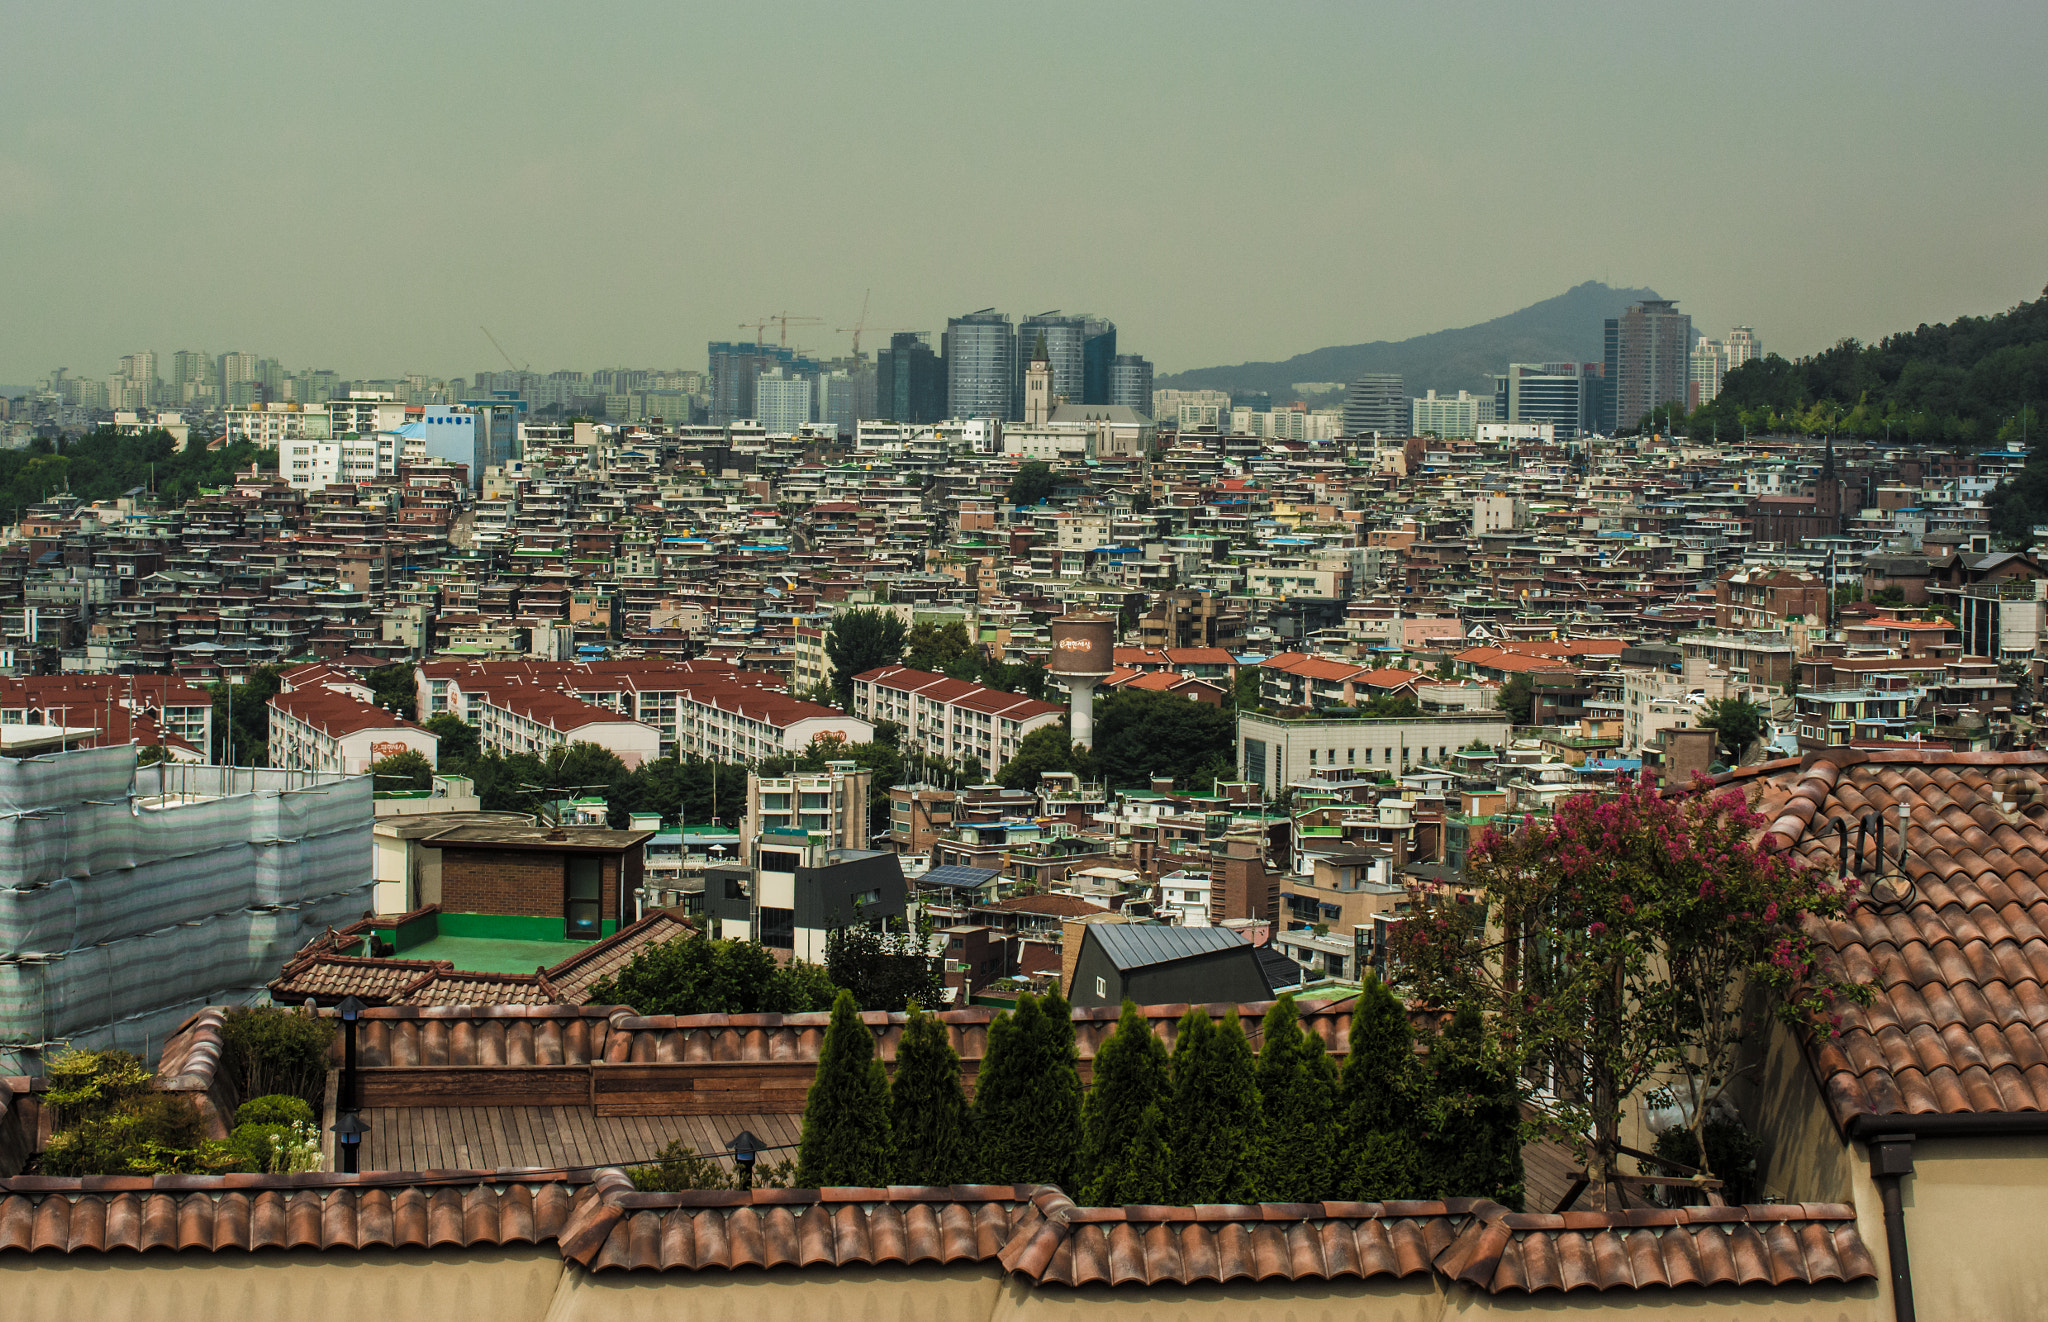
[361,1106,802,1174]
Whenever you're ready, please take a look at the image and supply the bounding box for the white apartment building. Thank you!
[1229,409,1343,441]
[1237,710,1513,797]
[416,660,872,764]
[329,393,410,436]
[1152,388,1230,421]
[1725,326,1761,371]
[472,688,662,770]
[1473,494,1530,535]
[1691,337,1727,407]
[226,402,331,446]
[267,687,438,776]
[850,666,1065,773]
[1157,868,1214,927]
[1475,422,1555,447]
[279,431,422,490]
[1411,390,1496,440]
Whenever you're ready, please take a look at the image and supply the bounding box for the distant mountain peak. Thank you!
[1156,282,1663,399]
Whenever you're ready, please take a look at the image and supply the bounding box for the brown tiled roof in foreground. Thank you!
[0,1172,1876,1295]
[1725,748,2048,1128]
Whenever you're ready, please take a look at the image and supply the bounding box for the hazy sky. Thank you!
[5,2,2045,387]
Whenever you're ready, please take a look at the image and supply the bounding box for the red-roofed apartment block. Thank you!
[414,658,873,762]
[852,666,1064,772]
[268,687,438,775]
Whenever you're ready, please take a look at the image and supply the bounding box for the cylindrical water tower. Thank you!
[1047,610,1115,748]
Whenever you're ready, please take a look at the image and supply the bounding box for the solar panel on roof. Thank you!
[916,864,1002,889]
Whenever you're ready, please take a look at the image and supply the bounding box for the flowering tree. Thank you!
[1392,772,1868,1207]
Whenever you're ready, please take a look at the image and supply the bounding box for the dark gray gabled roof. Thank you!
[1255,944,1307,991]
[1089,923,1251,972]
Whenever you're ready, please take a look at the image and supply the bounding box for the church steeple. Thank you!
[1821,432,1835,478]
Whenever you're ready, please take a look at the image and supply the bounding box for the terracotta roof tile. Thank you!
[0,1163,1880,1299]
[1727,750,2048,1128]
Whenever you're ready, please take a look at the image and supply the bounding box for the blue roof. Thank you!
[1582,758,1643,773]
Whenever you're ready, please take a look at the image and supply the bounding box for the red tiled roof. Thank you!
[0,1171,1872,1295]
[1725,749,2048,1129]
[977,894,1110,917]
[269,686,425,740]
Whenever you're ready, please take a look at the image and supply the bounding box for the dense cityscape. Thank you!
[6,2,2048,1316]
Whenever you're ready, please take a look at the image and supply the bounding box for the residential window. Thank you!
[565,855,604,940]
[759,907,795,949]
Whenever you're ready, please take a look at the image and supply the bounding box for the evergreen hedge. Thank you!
[1078,1001,1172,1204]
[890,1003,974,1185]
[1166,1007,1264,1204]
[971,992,1081,1186]
[796,990,893,1186]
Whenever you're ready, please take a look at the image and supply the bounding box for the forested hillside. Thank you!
[1685,285,2047,448]
[0,429,265,517]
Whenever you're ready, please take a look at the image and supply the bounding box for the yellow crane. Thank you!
[765,312,822,347]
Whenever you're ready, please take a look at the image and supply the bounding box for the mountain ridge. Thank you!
[1155,281,1663,401]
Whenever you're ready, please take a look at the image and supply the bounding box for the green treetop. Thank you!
[795,990,893,1186]
[889,1004,974,1186]
[1078,1001,1172,1205]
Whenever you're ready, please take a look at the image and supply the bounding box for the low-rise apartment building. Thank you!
[851,666,1064,773]
[267,687,437,775]
[1236,710,1513,798]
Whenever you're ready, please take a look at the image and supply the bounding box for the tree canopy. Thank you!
[824,608,907,707]
[0,428,266,518]
[889,1004,974,1186]
[796,990,894,1186]
[1699,696,1768,764]
[1494,673,1533,725]
[367,750,433,792]
[1391,774,1870,1205]
[972,991,1081,1186]
[1007,460,1056,507]
[1078,1001,1173,1205]
[584,932,839,1014]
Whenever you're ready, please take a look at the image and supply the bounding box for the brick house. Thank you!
[424,822,653,941]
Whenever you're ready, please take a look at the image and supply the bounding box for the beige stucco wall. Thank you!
[542,1264,1001,1322]
[0,1246,563,1322]
[1748,1015,1854,1204]
[1871,1134,2048,1321]
[994,1275,1449,1322]
[0,1248,1900,1322]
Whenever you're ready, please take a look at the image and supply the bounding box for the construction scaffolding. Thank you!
[0,748,373,1074]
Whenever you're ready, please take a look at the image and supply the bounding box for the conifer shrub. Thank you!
[971,992,1081,1186]
[235,1094,315,1127]
[1256,996,1339,1202]
[1336,975,1428,1200]
[633,1140,796,1191]
[1420,1006,1524,1208]
[890,1003,974,1185]
[795,990,893,1186]
[39,1049,233,1176]
[1166,1007,1265,1204]
[1078,1001,1171,1205]
[219,1005,336,1111]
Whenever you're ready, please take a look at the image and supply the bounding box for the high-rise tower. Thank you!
[1603,300,1692,432]
[944,310,1014,421]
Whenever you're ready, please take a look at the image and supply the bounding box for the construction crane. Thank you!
[737,319,772,349]
[836,290,913,363]
[837,289,872,360]
[480,326,529,373]
[765,312,822,347]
